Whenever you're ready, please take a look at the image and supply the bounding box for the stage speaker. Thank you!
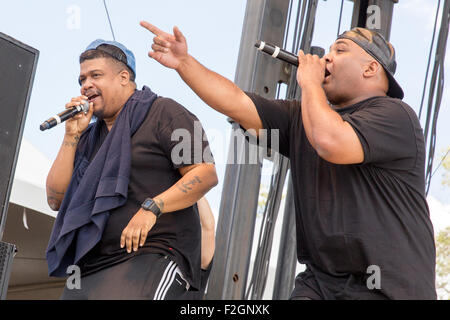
[0,241,17,300]
[0,32,39,239]
[0,33,39,299]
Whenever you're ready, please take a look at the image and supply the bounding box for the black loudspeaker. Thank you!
[0,33,39,239]
[0,33,39,299]
[0,241,17,300]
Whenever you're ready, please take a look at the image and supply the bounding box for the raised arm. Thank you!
[140,21,263,134]
[46,97,94,210]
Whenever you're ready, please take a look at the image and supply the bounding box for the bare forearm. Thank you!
[201,228,215,270]
[198,196,215,269]
[153,164,218,214]
[46,134,80,210]
[197,197,215,231]
[176,55,249,119]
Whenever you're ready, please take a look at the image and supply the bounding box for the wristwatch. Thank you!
[141,198,162,218]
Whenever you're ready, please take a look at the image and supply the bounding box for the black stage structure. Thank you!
[0,32,39,299]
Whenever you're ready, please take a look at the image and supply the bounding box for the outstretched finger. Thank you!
[140,21,175,41]
[140,21,161,34]
[173,26,185,42]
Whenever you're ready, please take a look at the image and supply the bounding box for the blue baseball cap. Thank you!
[84,39,136,78]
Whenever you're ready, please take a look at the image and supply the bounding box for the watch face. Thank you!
[143,200,152,208]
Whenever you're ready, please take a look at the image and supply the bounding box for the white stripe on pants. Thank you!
[153,260,190,300]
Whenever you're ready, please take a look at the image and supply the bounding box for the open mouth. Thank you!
[323,69,331,84]
[87,93,101,102]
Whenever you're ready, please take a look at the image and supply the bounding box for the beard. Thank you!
[323,82,352,106]
[93,107,105,120]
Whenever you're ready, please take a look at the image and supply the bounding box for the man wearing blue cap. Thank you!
[142,21,437,300]
[45,39,218,299]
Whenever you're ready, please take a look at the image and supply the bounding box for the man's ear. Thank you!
[119,69,131,85]
[363,60,380,79]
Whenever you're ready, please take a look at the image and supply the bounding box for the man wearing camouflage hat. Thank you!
[143,22,437,299]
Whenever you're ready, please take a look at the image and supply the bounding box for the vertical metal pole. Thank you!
[206,0,291,300]
[248,153,290,299]
[272,177,297,299]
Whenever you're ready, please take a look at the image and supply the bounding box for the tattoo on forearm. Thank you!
[177,184,188,193]
[63,140,77,147]
[63,135,80,148]
[176,176,202,194]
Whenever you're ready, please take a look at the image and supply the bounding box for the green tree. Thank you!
[436,226,450,300]
[436,146,450,299]
[441,147,450,187]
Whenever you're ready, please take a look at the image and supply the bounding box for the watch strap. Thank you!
[141,198,162,218]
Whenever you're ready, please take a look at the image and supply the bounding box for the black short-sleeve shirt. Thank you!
[78,96,213,291]
[245,93,436,299]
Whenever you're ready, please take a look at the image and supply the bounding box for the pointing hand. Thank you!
[140,21,188,70]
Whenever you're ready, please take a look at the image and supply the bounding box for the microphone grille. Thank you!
[81,101,90,112]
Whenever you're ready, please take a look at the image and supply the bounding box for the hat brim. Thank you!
[384,68,404,100]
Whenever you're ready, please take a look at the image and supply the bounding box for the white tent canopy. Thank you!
[4,138,64,299]
[9,138,54,218]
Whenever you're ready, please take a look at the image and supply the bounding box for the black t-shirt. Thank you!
[184,258,214,300]
[78,97,213,291]
[245,93,436,299]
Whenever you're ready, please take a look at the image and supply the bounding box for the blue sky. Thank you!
[1,0,448,213]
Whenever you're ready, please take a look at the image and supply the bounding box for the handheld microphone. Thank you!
[255,40,325,65]
[40,101,90,131]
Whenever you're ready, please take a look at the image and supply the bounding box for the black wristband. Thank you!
[141,198,162,218]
